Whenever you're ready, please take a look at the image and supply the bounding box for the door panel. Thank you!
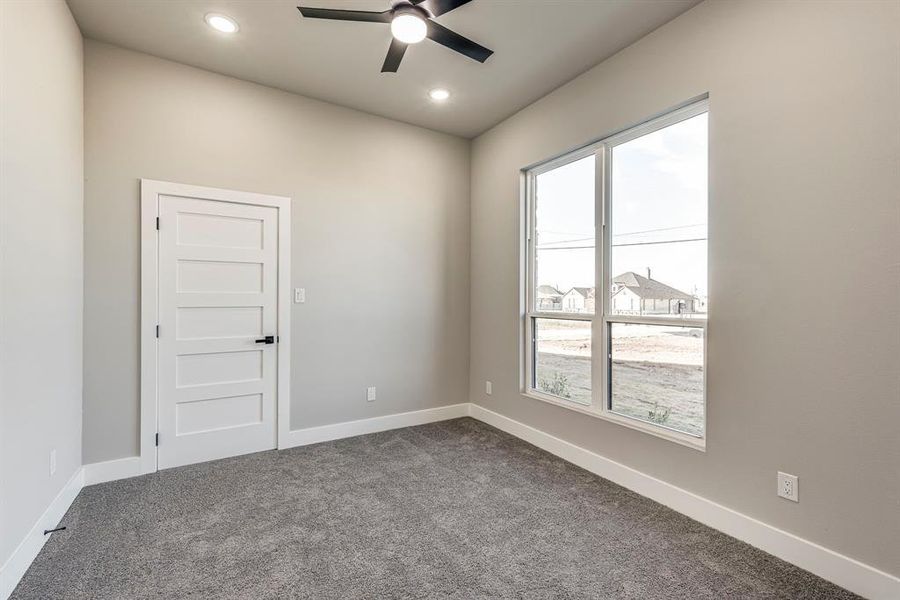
[175,350,263,387]
[175,393,263,435]
[158,195,278,469]
[176,306,263,340]
[176,212,264,249]
[177,260,263,293]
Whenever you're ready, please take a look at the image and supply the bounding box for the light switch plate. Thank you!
[294,288,305,303]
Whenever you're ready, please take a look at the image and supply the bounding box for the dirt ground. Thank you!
[535,322,704,437]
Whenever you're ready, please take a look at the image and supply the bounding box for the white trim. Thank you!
[602,97,709,147]
[7,405,896,600]
[280,404,470,449]
[521,98,710,450]
[275,192,292,450]
[139,181,159,475]
[83,457,143,486]
[527,311,593,322]
[0,468,84,600]
[521,93,711,173]
[81,405,470,484]
[599,99,709,448]
[468,403,900,600]
[140,179,292,472]
[520,390,704,451]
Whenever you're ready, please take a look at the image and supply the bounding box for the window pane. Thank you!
[610,113,707,318]
[609,323,704,437]
[533,318,591,404]
[535,156,594,313]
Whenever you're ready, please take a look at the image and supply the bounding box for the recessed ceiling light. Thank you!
[205,13,239,34]
[390,10,427,44]
[428,88,450,102]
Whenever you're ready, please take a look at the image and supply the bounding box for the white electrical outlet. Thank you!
[294,288,305,304]
[366,386,376,402]
[49,449,57,477]
[485,381,492,395]
[777,471,798,502]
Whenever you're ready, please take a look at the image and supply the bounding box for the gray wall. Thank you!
[0,0,84,567]
[83,41,470,464]
[469,0,899,576]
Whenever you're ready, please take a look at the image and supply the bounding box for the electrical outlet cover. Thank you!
[777,471,798,502]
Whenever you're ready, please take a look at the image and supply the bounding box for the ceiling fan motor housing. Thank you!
[392,4,430,21]
[392,1,430,17]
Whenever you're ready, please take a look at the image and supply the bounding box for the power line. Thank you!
[613,237,706,248]
[541,230,593,236]
[540,223,704,239]
[537,245,595,250]
[538,235,594,246]
[537,237,706,250]
[538,224,707,248]
[614,223,706,237]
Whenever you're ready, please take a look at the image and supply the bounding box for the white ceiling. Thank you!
[67,0,699,138]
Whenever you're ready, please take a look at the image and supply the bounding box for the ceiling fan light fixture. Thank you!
[296,0,493,73]
[390,12,427,44]
[205,13,239,34]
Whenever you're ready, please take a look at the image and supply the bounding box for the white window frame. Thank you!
[522,99,708,450]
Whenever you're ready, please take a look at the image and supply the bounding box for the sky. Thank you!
[535,112,708,299]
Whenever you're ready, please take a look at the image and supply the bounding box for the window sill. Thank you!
[520,390,706,452]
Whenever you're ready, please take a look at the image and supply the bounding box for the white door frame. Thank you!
[140,179,292,475]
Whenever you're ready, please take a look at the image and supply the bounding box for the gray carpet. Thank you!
[12,418,859,599]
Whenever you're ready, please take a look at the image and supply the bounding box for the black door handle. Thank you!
[255,335,275,344]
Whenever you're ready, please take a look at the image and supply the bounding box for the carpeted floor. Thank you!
[12,418,859,599]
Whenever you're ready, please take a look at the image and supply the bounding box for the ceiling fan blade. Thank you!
[425,21,493,63]
[381,38,408,73]
[413,0,473,18]
[296,6,391,23]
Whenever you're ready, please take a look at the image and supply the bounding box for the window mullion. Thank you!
[527,311,592,321]
[524,173,536,394]
[605,315,708,328]
[592,147,605,411]
[598,145,612,414]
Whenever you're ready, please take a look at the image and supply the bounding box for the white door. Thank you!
[157,194,279,469]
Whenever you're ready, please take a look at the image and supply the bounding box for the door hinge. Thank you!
[156,217,160,230]
[156,325,159,338]
[155,432,159,446]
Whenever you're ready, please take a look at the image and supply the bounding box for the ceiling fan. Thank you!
[296,0,493,73]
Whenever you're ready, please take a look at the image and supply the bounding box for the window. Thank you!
[527,154,595,407]
[524,100,708,447]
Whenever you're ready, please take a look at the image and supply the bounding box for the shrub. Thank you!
[539,372,571,398]
[647,401,671,425]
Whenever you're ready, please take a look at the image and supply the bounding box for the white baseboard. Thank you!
[280,403,470,449]
[81,405,471,487]
[468,403,899,600]
[8,405,895,600]
[0,467,84,600]
[83,456,143,486]
[0,404,465,599]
